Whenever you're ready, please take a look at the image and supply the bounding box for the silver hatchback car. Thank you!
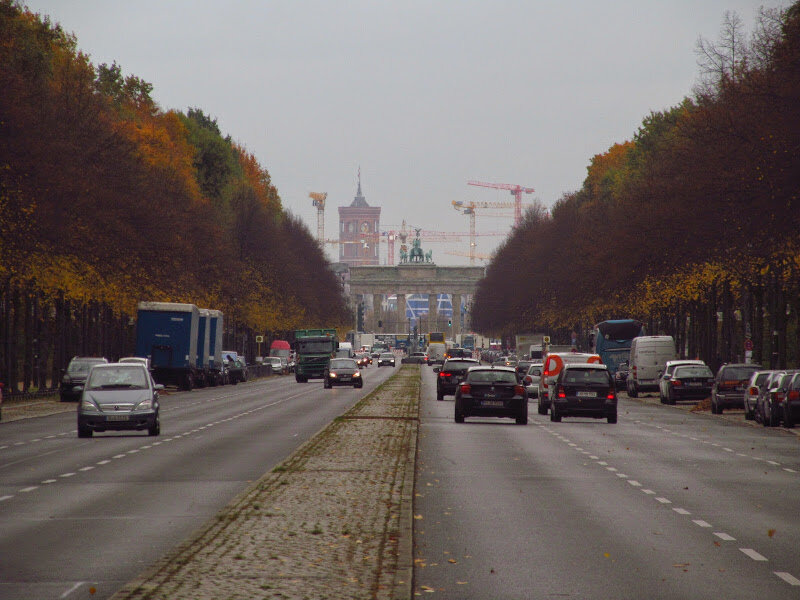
[77,363,163,438]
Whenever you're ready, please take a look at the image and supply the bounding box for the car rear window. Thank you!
[445,360,479,369]
[673,366,713,378]
[562,369,611,385]
[722,366,760,380]
[468,370,517,384]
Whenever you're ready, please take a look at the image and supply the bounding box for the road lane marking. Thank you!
[59,472,75,478]
[692,519,712,528]
[642,489,656,495]
[19,486,38,493]
[627,480,642,487]
[775,572,800,586]
[42,479,57,484]
[79,466,94,472]
[589,455,599,460]
[723,448,733,452]
[615,473,628,478]
[97,460,110,465]
[767,460,780,465]
[673,508,691,515]
[740,548,768,561]
[785,468,797,473]
[0,495,13,501]
[112,454,126,459]
[598,461,608,466]
[714,532,735,541]
[655,497,672,504]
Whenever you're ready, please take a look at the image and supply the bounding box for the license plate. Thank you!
[687,382,702,387]
[106,414,129,422]
[340,376,351,382]
[577,391,596,398]
[481,400,504,407]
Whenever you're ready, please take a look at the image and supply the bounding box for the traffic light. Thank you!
[448,319,452,327]
[357,302,364,331]
[378,319,383,328]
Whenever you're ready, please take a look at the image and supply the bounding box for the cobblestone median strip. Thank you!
[112,365,420,600]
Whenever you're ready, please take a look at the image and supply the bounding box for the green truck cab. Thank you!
[294,329,338,383]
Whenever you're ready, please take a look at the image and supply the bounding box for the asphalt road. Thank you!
[0,364,397,600]
[414,367,800,599]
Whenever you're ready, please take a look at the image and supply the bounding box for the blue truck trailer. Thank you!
[136,302,201,390]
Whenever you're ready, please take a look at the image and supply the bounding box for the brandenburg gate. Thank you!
[348,263,485,338]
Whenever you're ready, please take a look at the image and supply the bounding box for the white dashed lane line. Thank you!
[540,422,800,588]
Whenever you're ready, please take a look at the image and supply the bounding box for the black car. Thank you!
[77,363,162,437]
[662,364,714,405]
[550,363,617,423]
[60,356,108,402]
[377,352,396,367]
[444,348,471,359]
[435,358,480,400]
[225,356,248,385]
[454,366,527,424]
[323,358,363,388]
[711,363,762,414]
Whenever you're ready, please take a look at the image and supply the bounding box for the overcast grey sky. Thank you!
[27,0,789,264]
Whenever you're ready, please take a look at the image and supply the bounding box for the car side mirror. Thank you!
[662,374,671,380]
[433,367,440,373]
[72,385,84,393]
[154,384,165,391]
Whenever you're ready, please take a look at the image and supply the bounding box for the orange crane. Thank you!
[467,180,535,226]
[309,192,327,242]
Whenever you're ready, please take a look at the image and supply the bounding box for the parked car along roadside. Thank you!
[660,364,714,405]
[60,356,109,402]
[711,363,762,414]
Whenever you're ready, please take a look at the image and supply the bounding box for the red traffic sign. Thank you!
[744,339,754,351]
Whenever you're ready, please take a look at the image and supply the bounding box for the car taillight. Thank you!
[515,385,525,395]
[748,386,759,396]
[607,391,616,400]
[557,386,566,399]
[439,371,452,378]
[460,383,471,394]
[775,391,785,403]
[671,379,683,387]
[524,376,532,384]
[789,390,800,401]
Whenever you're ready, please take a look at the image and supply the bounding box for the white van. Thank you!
[626,336,677,397]
[537,352,601,414]
[336,342,354,358]
[426,343,447,366]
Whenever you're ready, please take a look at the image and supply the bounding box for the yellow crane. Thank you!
[309,192,327,242]
[451,200,517,264]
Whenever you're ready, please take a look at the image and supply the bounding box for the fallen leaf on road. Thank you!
[414,514,424,520]
[768,529,776,537]
[449,559,457,564]
[457,581,468,585]
[673,563,690,568]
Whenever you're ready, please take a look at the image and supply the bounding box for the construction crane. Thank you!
[467,180,535,226]
[309,192,327,242]
[443,250,493,262]
[451,200,518,264]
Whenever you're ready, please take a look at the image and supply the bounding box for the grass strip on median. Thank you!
[111,365,420,600]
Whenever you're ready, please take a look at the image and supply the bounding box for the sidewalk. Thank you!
[111,365,420,600]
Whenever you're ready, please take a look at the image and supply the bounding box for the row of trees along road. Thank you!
[472,4,800,373]
[0,1,350,394]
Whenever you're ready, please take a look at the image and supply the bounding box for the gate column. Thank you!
[428,293,438,333]
[451,293,462,339]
